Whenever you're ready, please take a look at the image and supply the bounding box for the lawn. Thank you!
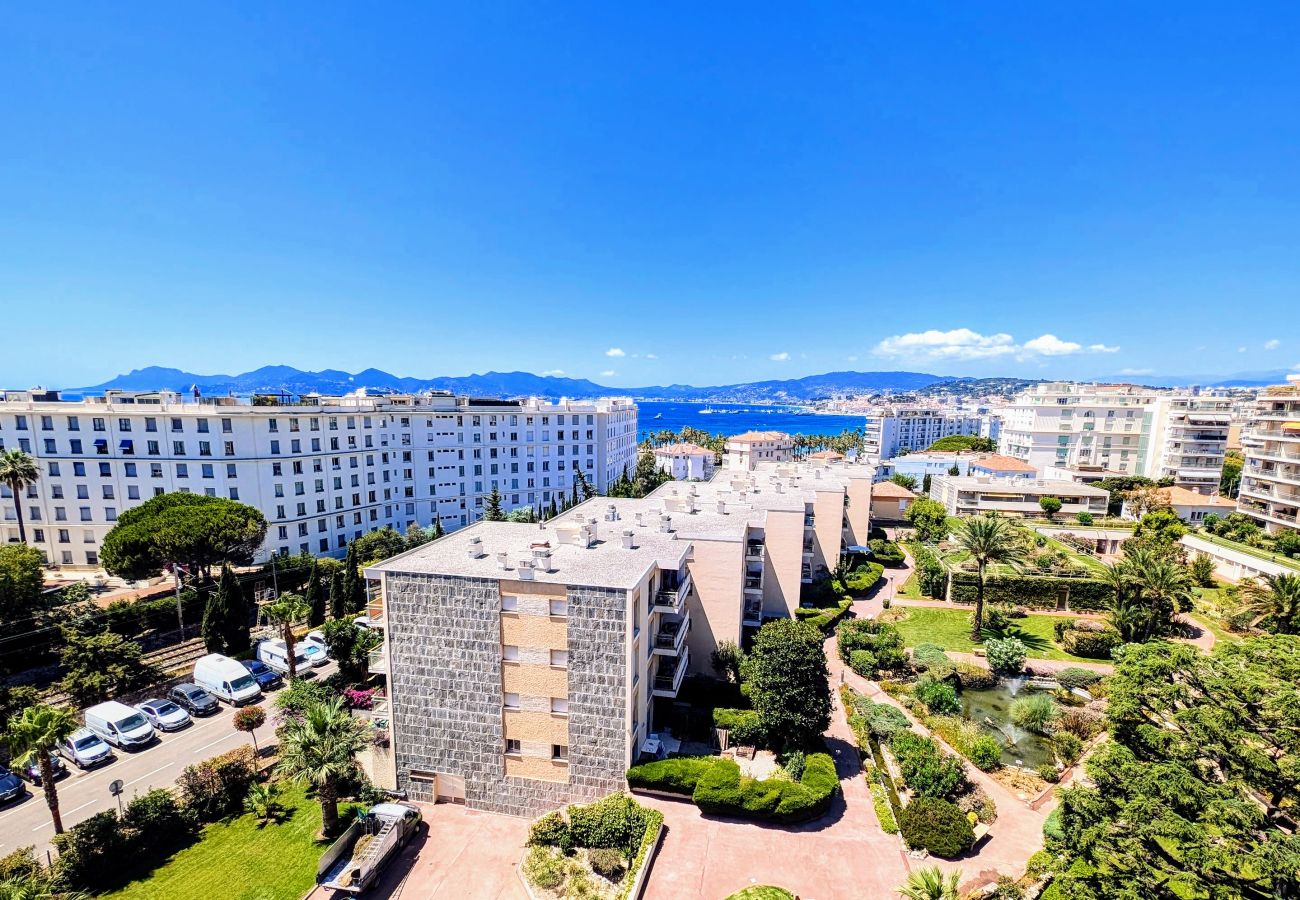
[101,783,332,900]
[889,605,1101,663]
[896,571,924,599]
[1189,586,1243,648]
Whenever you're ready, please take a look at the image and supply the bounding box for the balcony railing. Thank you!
[654,573,692,611]
[743,575,762,592]
[742,600,763,626]
[368,646,388,675]
[653,612,690,655]
[745,543,765,561]
[653,647,690,697]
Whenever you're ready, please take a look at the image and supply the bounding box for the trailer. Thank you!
[317,802,423,894]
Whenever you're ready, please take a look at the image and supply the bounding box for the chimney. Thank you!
[467,536,485,559]
[516,559,535,581]
[716,499,727,515]
[532,547,553,572]
[496,551,510,570]
[659,514,673,533]
[621,529,635,549]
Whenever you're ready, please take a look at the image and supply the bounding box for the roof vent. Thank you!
[775,482,784,494]
[605,504,619,522]
[516,559,535,581]
[467,536,485,559]
[622,529,635,549]
[659,514,673,533]
[532,547,553,572]
[716,499,727,515]
[496,551,511,571]
[635,511,645,527]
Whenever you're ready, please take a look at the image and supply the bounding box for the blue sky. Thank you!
[2,3,1298,388]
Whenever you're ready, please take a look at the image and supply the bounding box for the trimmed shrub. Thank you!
[175,746,257,823]
[1037,763,1061,783]
[869,540,906,567]
[899,797,975,858]
[568,794,651,855]
[1059,627,1122,660]
[849,649,878,677]
[914,677,960,716]
[523,846,565,890]
[968,735,1004,771]
[624,757,717,795]
[123,788,195,853]
[984,637,1027,674]
[1052,732,1083,766]
[845,562,885,593]
[1054,668,1102,691]
[528,811,571,849]
[589,847,626,880]
[627,754,837,824]
[954,662,996,690]
[911,643,953,675]
[890,732,967,800]
[713,708,764,746]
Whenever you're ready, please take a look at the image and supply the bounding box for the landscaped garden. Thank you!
[522,793,662,899]
[884,605,1104,664]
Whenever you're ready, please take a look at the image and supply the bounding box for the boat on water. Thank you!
[699,407,716,414]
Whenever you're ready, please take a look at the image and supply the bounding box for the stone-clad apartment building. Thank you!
[365,448,875,815]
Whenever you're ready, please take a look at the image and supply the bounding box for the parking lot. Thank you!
[0,660,335,855]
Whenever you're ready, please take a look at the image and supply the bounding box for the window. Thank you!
[551,698,569,715]
[504,692,520,709]
[505,739,522,755]
[549,598,568,617]
[501,595,519,612]
[551,744,568,761]
[503,645,519,662]
[550,649,568,668]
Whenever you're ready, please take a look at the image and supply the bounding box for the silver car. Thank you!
[136,698,192,732]
[59,728,113,769]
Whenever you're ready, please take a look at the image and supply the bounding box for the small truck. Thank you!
[317,802,423,894]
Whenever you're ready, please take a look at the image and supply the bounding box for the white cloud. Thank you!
[644,353,658,360]
[1119,367,1155,376]
[1264,339,1281,350]
[847,355,859,362]
[873,328,1117,362]
[600,370,617,377]
[605,347,626,358]
[540,369,566,377]
[1239,346,1248,353]
[770,351,790,362]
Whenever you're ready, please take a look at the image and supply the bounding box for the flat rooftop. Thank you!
[938,475,1110,497]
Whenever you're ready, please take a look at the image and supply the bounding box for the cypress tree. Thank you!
[304,561,325,627]
[342,542,364,614]
[329,570,347,621]
[432,517,444,539]
[483,488,505,521]
[200,585,228,655]
[222,564,251,654]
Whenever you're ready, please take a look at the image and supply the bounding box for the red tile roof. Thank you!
[872,481,918,499]
[727,430,791,443]
[652,442,714,456]
[970,454,1037,474]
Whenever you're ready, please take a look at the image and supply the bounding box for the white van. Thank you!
[192,654,263,706]
[84,701,156,750]
[257,639,310,676]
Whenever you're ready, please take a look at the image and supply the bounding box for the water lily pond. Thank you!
[960,679,1057,769]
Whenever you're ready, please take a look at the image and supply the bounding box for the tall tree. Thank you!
[321,619,381,683]
[483,488,505,521]
[1038,496,1062,520]
[573,466,595,502]
[304,561,325,627]
[100,493,267,582]
[201,565,249,655]
[905,497,950,543]
[328,570,346,621]
[57,629,158,706]
[278,697,368,838]
[404,522,430,550]
[0,450,40,545]
[5,704,78,834]
[890,473,919,491]
[740,619,831,751]
[1057,637,1300,899]
[953,516,1023,639]
[0,544,44,626]
[1220,449,1244,498]
[341,541,365,614]
[1237,573,1300,634]
[262,592,310,680]
[431,517,444,539]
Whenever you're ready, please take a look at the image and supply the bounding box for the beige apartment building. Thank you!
[1239,375,1300,535]
[365,449,873,815]
[929,474,1109,519]
[724,431,794,470]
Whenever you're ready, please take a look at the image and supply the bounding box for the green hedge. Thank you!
[844,562,885,593]
[869,540,906,567]
[949,572,1114,611]
[712,708,764,746]
[907,543,948,599]
[798,597,853,633]
[626,754,838,824]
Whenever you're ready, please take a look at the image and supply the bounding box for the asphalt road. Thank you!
[0,662,336,855]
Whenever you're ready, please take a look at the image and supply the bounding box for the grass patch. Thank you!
[890,605,1100,663]
[1189,532,1300,572]
[724,888,797,900]
[896,572,924,599]
[100,782,331,900]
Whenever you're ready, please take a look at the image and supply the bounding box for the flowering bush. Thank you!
[344,687,377,710]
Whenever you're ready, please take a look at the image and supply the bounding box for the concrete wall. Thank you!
[685,539,744,672]
[762,509,806,618]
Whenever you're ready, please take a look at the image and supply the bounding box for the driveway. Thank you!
[305,803,529,900]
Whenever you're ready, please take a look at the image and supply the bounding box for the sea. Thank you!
[636,400,868,440]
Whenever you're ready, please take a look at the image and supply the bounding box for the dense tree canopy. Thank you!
[1057,638,1300,899]
[740,619,831,751]
[99,493,267,581]
[925,435,996,453]
[349,527,408,565]
[0,544,45,624]
[905,497,950,543]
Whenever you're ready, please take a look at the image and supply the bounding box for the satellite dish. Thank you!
[108,779,124,797]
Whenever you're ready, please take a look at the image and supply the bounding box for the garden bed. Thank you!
[888,606,1101,663]
[522,794,663,900]
[626,753,838,824]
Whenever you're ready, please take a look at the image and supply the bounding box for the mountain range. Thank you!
[62,364,1291,403]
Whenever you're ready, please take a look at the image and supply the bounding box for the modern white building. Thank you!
[651,442,716,481]
[723,431,794,470]
[863,409,996,460]
[1238,375,1300,535]
[0,389,638,568]
[929,474,1110,519]
[998,383,1229,493]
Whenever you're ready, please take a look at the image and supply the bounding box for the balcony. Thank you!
[804,516,816,528]
[745,542,765,561]
[365,594,386,629]
[653,612,690,656]
[368,645,388,675]
[652,647,690,698]
[654,573,692,612]
[742,599,763,626]
[743,574,763,593]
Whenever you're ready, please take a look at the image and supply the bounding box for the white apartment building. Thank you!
[929,475,1110,519]
[998,383,1229,494]
[651,442,716,481]
[365,453,874,815]
[0,389,637,568]
[1238,375,1300,535]
[723,431,794,470]
[863,409,996,460]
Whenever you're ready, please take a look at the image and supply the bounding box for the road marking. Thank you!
[124,763,173,789]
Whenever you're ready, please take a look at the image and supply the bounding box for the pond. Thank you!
[960,679,1058,769]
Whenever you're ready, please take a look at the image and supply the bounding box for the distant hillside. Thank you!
[71,366,952,402]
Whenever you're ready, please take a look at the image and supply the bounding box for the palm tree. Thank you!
[897,865,963,900]
[0,450,40,545]
[262,593,310,680]
[278,697,367,838]
[1237,573,1300,634]
[4,704,78,834]
[1124,548,1193,641]
[0,875,90,900]
[953,516,1023,640]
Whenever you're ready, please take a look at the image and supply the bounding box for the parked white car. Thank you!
[301,631,330,667]
[136,698,192,732]
[59,728,113,769]
[84,701,156,750]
